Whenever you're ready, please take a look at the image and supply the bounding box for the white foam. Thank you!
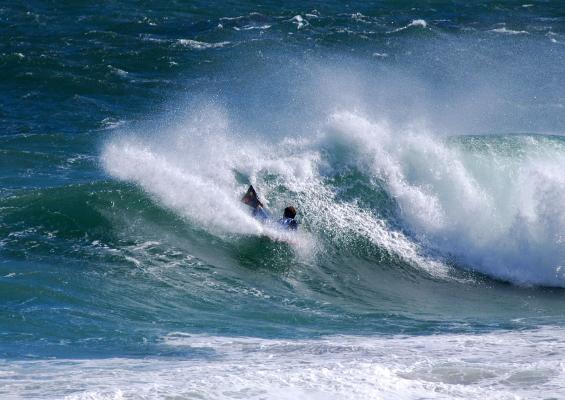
[100,117,126,130]
[290,15,308,30]
[107,65,128,78]
[297,178,449,279]
[176,39,230,49]
[409,19,427,28]
[489,27,529,35]
[101,104,565,286]
[236,24,271,31]
[102,135,260,236]
[390,19,428,33]
[322,112,565,286]
[102,105,448,278]
[100,106,320,257]
[2,328,564,399]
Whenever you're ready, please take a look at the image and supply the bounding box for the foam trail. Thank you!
[176,39,231,49]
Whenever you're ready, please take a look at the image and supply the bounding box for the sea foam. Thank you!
[102,104,565,286]
[322,112,565,286]
[3,328,564,399]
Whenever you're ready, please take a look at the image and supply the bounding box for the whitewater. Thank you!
[102,107,565,287]
[2,1,565,399]
[3,328,565,399]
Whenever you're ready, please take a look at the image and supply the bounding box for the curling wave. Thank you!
[101,107,565,287]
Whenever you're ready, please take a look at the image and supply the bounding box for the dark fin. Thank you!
[241,185,262,208]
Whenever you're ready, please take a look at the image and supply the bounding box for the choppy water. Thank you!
[2,1,565,399]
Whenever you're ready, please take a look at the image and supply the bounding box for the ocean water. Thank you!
[2,1,565,399]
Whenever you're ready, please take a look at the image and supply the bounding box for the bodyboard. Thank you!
[241,185,263,209]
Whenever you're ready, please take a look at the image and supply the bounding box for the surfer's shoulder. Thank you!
[279,206,298,230]
[278,217,298,230]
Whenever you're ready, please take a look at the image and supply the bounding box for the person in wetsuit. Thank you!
[241,185,298,230]
[278,206,298,230]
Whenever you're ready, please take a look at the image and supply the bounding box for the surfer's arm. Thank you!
[253,206,270,221]
[278,217,298,230]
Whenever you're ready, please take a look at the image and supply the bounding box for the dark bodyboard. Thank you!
[241,185,263,209]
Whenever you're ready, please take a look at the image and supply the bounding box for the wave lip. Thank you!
[321,112,565,287]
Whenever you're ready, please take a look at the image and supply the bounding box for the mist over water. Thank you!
[2,1,565,398]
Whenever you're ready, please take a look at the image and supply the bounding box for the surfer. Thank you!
[279,206,298,230]
[241,185,298,230]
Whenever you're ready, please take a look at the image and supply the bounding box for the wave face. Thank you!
[102,109,565,287]
[322,114,565,286]
[3,0,565,398]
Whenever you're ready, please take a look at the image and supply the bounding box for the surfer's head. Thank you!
[283,206,296,219]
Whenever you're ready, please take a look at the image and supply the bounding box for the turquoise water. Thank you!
[2,1,565,398]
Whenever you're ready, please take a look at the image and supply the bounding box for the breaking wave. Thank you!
[101,105,565,287]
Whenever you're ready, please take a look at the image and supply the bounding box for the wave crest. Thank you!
[102,107,565,286]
